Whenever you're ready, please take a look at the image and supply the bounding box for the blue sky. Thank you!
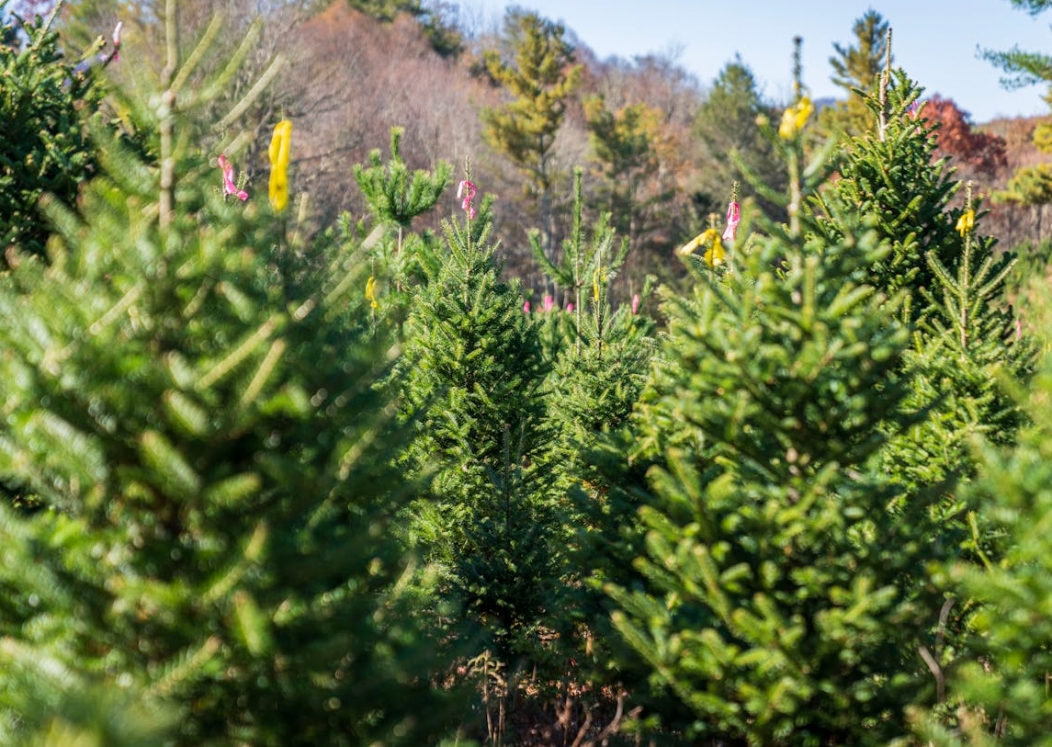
[467,0,1052,123]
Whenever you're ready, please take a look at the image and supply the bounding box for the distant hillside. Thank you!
[978,113,1052,249]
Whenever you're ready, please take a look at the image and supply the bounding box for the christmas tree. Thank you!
[397,195,561,657]
[603,77,956,744]
[0,4,451,743]
[0,1,113,264]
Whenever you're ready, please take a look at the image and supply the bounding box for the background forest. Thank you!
[16,0,1049,291]
[4,0,1052,745]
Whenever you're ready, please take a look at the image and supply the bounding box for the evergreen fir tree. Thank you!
[543,204,653,468]
[887,184,1034,491]
[398,204,560,655]
[811,69,961,305]
[914,296,1052,746]
[603,81,956,745]
[0,4,452,743]
[529,169,654,526]
[0,1,109,264]
[349,125,454,333]
[812,67,1033,505]
[525,169,663,720]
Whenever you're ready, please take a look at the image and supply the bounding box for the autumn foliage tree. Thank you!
[922,95,1007,177]
[583,95,673,258]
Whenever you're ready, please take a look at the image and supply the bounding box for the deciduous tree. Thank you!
[921,95,1007,178]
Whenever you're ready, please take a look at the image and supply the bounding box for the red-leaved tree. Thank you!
[922,95,1007,177]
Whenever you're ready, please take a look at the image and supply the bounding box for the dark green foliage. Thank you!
[536,169,653,501]
[811,70,961,305]
[918,198,1032,451]
[2,2,1050,741]
[353,126,452,237]
[0,7,453,744]
[693,58,786,222]
[531,169,629,333]
[0,3,106,263]
[600,85,974,741]
[812,69,1032,501]
[398,213,559,650]
[531,174,661,723]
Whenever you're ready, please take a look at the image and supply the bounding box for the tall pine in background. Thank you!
[821,10,892,137]
[482,8,581,267]
[693,58,786,222]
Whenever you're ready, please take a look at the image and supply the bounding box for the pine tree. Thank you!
[822,10,892,137]
[481,8,582,265]
[0,4,452,743]
[583,95,672,255]
[530,167,652,526]
[524,170,663,716]
[353,125,452,254]
[693,58,786,222]
[602,81,957,745]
